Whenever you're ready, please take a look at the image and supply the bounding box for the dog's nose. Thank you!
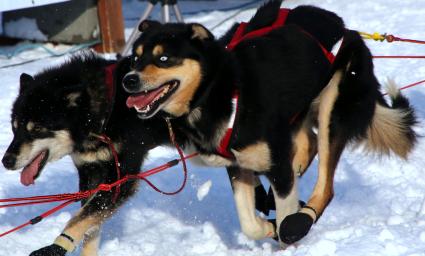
[122,74,141,93]
[2,153,16,169]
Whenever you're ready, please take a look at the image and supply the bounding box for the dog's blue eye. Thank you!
[159,56,168,62]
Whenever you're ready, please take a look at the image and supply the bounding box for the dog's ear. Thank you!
[138,20,161,32]
[190,23,214,41]
[19,73,34,93]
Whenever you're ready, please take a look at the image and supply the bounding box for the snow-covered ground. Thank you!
[1,0,425,255]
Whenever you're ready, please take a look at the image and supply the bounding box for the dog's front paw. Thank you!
[279,212,314,245]
[29,244,67,256]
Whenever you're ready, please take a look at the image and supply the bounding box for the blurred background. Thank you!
[0,0,263,57]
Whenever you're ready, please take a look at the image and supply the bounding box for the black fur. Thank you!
[125,2,416,245]
[2,52,187,254]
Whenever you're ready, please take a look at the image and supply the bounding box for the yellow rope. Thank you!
[359,31,387,42]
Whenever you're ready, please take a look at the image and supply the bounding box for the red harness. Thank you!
[216,8,337,158]
[104,63,117,103]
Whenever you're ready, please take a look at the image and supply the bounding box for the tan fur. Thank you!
[271,177,300,242]
[81,226,100,256]
[66,92,81,107]
[54,234,76,252]
[231,169,276,239]
[191,24,211,40]
[13,120,18,129]
[199,153,233,167]
[15,130,73,169]
[56,182,139,253]
[307,71,342,216]
[58,214,102,252]
[136,58,203,116]
[26,122,34,131]
[72,144,119,166]
[162,61,202,116]
[299,207,317,222]
[231,141,272,172]
[135,45,143,56]
[291,114,317,176]
[366,103,413,159]
[187,107,202,127]
[152,45,164,56]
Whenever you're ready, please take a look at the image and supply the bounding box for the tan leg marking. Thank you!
[271,177,300,240]
[291,114,317,176]
[231,141,272,172]
[55,211,103,252]
[81,225,101,256]
[231,169,276,240]
[307,71,343,218]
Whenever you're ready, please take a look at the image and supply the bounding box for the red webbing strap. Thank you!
[320,44,336,63]
[226,9,290,50]
[216,93,239,158]
[217,9,291,158]
[216,129,234,159]
[104,63,117,103]
[0,200,75,238]
[95,134,122,202]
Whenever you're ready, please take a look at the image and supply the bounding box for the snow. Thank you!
[197,180,212,201]
[1,0,425,255]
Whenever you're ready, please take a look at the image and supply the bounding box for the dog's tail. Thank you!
[366,81,417,158]
[330,29,417,159]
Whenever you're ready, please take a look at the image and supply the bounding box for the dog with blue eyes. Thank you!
[123,0,417,245]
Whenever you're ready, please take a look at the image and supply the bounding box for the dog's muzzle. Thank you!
[122,73,141,93]
[2,153,16,169]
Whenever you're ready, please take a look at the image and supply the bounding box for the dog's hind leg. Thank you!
[227,166,277,240]
[291,111,317,177]
[279,71,346,245]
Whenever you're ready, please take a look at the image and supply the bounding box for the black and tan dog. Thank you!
[1,53,190,256]
[123,0,417,245]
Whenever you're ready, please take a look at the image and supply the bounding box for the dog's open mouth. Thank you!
[20,150,49,186]
[126,80,179,117]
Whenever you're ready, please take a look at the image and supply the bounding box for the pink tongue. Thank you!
[126,86,166,109]
[20,151,46,186]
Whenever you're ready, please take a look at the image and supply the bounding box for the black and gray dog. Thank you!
[123,0,417,246]
[1,53,188,256]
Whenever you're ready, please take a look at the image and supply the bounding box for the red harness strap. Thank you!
[217,8,337,158]
[104,63,117,103]
[226,9,290,50]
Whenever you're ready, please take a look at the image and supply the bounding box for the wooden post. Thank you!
[96,0,125,53]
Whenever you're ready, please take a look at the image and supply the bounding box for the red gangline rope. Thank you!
[0,119,198,237]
